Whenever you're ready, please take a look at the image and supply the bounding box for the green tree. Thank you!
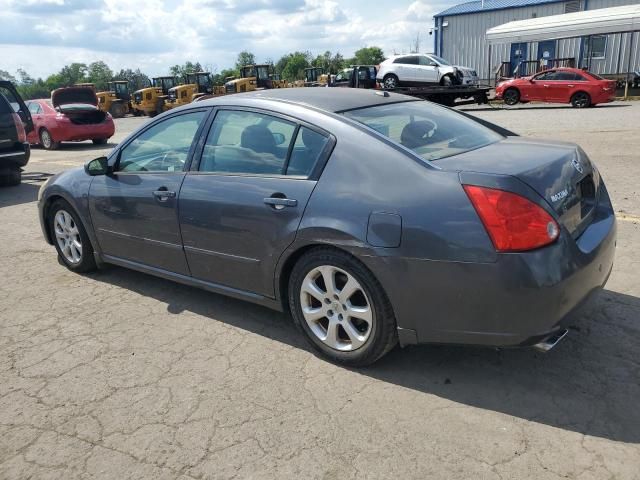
[56,63,88,86]
[350,46,386,66]
[212,68,239,86]
[0,70,17,83]
[312,51,346,74]
[169,61,203,82]
[114,68,150,91]
[278,51,312,81]
[16,69,35,85]
[235,51,256,70]
[87,61,113,91]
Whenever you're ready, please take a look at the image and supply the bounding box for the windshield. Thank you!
[428,55,451,66]
[342,101,502,162]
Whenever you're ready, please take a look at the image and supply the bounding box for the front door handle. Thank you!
[567,84,575,88]
[153,188,176,202]
[264,197,297,209]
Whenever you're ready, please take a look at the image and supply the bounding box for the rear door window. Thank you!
[199,110,296,175]
[288,127,330,177]
[199,110,330,177]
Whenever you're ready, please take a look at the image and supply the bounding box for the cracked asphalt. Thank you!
[1,101,639,479]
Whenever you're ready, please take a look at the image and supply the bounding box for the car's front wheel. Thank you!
[92,138,108,145]
[288,248,397,366]
[503,88,520,106]
[48,199,97,273]
[383,74,399,90]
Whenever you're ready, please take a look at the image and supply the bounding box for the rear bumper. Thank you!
[0,142,30,170]
[370,186,617,348]
[52,121,114,142]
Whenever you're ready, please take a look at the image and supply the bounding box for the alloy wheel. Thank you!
[573,93,590,108]
[40,130,52,149]
[54,210,83,264]
[384,76,398,89]
[504,90,519,106]
[299,265,373,352]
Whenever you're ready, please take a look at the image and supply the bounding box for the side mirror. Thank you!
[272,132,286,145]
[429,62,439,67]
[85,156,110,176]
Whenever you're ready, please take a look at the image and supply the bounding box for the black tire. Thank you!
[288,248,397,366]
[0,169,21,187]
[571,92,591,108]
[48,199,97,273]
[503,88,520,106]
[92,138,108,145]
[39,128,59,150]
[155,99,165,116]
[383,74,400,90]
[109,102,125,118]
[440,74,454,86]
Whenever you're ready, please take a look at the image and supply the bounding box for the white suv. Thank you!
[376,54,479,89]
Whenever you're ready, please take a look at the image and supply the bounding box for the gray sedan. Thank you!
[38,88,616,366]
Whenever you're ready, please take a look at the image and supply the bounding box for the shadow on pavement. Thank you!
[90,266,640,444]
[0,172,53,207]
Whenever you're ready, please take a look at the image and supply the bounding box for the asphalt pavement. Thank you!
[1,101,639,480]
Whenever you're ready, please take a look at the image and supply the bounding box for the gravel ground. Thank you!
[1,100,639,480]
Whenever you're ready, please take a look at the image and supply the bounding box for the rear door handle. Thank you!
[567,84,575,87]
[264,197,297,208]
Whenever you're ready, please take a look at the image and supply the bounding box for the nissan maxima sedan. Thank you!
[38,88,616,366]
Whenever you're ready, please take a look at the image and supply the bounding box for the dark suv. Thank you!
[0,81,33,186]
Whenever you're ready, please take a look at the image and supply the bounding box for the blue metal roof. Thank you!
[434,0,564,17]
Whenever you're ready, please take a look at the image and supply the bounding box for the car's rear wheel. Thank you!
[571,92,591,108]
[288,248,397,366]
[92,138,108,145]
[383,74,399,90]
[48,199,97,273]
[40,128,59,150]
[503,88,520,106]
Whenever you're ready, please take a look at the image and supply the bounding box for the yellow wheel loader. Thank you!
[224,64,285,94]
[166,72,214,108]
[96,81,133,118]
[131,76,177,117]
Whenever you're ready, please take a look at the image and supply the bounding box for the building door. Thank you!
[537,40,556,69]
[510,43,528,77]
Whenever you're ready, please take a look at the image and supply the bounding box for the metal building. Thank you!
[433,0,640,82]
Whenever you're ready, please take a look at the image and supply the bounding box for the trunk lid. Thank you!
[438,137,600,237]
[51,87,98,110]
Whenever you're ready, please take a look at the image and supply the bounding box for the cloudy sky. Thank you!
[0,0,455,79]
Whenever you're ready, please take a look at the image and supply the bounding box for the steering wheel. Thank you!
[144,151,185,171]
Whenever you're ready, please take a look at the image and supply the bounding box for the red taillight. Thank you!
[463,185,559,252]
[11,113,26,143]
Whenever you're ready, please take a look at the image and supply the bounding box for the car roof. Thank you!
[198,88,418,114]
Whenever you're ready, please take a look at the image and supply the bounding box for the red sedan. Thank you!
[25,87,115,150]
[495,68,616,108]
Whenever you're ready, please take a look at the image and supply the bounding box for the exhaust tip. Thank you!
[533,329,569,353]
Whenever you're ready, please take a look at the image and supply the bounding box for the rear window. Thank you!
[583,71,604,81]
[342,101,502,162]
